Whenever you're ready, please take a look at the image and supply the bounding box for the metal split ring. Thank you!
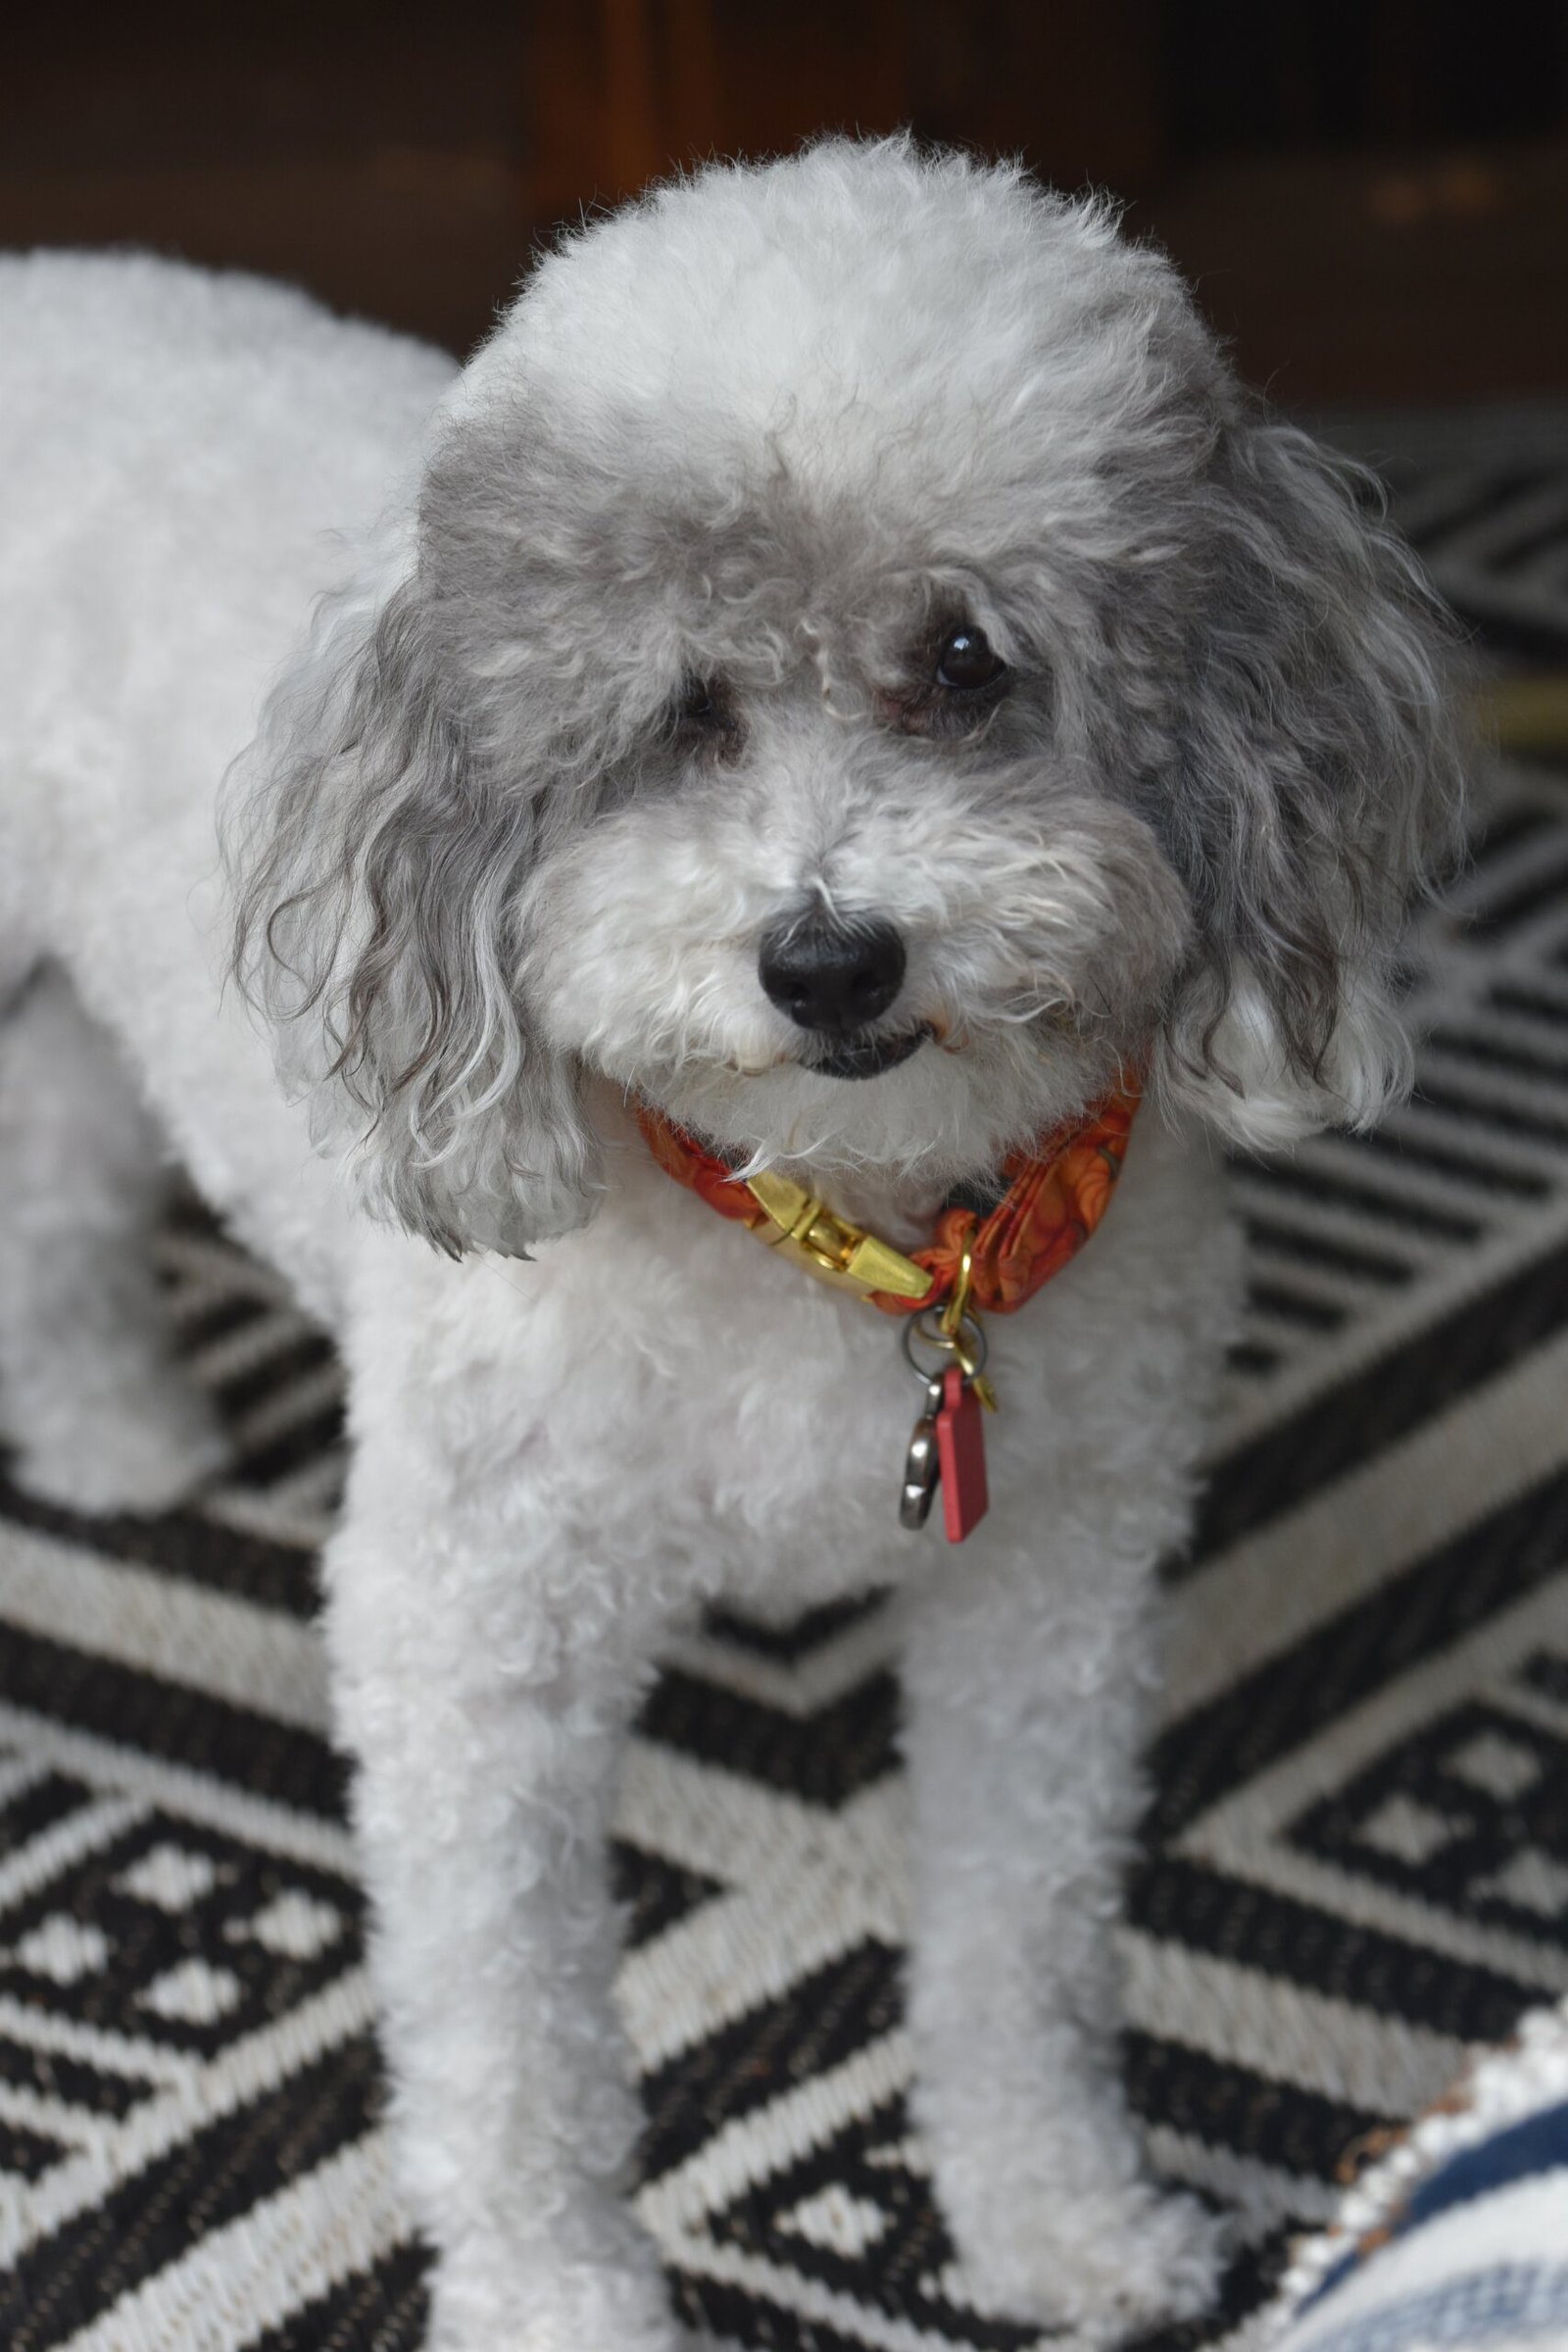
[900,1306,989,1386]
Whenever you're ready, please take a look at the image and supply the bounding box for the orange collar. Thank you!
[635,1082,1140,1318]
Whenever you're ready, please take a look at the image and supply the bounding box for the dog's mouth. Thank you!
[803,1025,931,1082]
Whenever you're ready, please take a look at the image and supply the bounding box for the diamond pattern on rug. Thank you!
[2,429,1568,2348]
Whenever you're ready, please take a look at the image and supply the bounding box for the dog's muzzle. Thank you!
[806,1026,929,1081]
[758,909,920,1080]
[759,910,906,1033]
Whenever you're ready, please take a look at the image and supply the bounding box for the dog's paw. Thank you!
[959,2179,1227,2339]
[424,2250,688,2352]
[8,1372,232,1515]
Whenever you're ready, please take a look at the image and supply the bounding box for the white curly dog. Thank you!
[0,141,1461,2348]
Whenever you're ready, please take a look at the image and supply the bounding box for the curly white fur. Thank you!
[0,139,1462,2349]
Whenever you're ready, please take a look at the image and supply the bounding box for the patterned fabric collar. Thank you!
[635,1083,1141,1317]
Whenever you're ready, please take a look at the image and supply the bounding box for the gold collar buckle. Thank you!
[742,1170,932,1302]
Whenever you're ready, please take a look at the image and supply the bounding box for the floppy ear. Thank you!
[225,558,601,1257]
[1152,407,1467,1149]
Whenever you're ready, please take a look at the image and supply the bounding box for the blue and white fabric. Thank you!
[1269,1998,1568,2352]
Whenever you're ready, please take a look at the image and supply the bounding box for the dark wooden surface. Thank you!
[2,2,1565,398]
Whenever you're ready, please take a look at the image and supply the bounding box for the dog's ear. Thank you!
[1151,408,1467,1149]
[225,556,601,1258]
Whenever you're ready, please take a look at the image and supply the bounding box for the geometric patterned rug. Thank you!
[2,417,1567,2351]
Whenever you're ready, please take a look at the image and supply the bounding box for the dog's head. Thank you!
[230,139,1465,1256]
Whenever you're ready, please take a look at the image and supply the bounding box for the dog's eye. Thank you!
[935,626,1004,693]
[667,675,742,760]
[679,678,725,726]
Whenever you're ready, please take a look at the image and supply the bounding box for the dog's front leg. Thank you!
[322,1424,678,2352]
[898,1497,1223,2336]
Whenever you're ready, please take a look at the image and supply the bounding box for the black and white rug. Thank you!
[2,415,1567,2352]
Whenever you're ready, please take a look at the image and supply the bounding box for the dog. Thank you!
[0,139,1462,2347]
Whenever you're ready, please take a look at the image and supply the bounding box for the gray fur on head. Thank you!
[227,135,1465,1257]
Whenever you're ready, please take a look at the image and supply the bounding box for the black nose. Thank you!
[758,911,906,1034]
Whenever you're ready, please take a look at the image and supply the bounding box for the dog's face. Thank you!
[232,141,1464,1255]
[504,426,1196,1188]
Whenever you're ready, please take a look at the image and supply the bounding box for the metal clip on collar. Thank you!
[901,1248,999,1412]
[743,1170,932,1302]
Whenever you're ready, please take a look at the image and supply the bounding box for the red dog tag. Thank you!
[936,1366,989,1543]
